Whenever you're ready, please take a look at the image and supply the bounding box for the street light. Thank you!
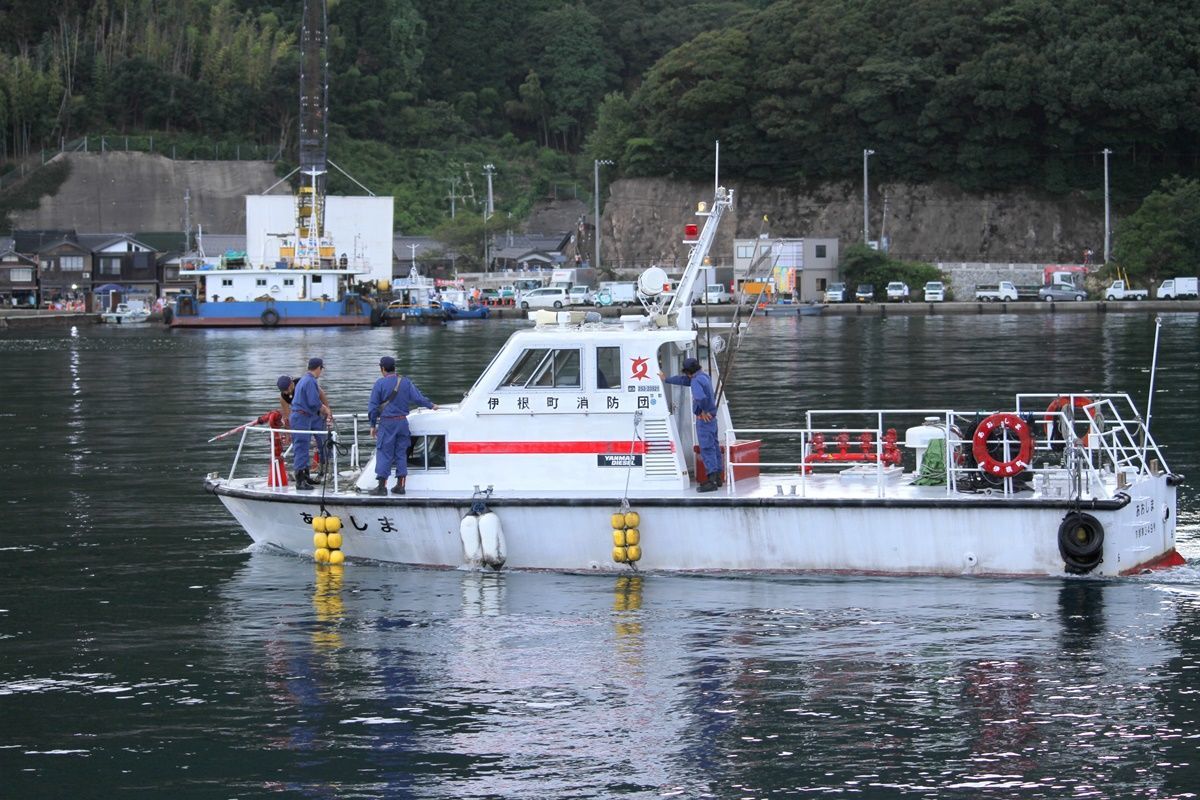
[863,149,875,244]
[594,159,614,270]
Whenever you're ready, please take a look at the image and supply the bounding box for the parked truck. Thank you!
[975,281,1020,302]
[1157,276,1199,300]
[1104,280,1148,301]
[550,268,596,290]
[595,281,639,307]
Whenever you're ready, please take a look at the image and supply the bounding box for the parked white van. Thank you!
[519,287,569,309]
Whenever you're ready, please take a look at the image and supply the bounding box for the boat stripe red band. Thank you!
[448,441,650,455]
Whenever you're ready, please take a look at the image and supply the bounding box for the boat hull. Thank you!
[210,476,1179,578]
[170,314,369,327]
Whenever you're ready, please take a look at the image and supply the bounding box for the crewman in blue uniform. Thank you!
[290,357,330,491]
[367,356,438,496]
[660,357,722,492]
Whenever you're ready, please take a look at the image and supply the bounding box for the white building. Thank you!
[733,235,840,302]
[245,195,394,284]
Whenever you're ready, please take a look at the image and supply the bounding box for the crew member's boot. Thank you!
[394,476,406,495]
[696,476,719,493]
[294,469,315,491]
[367,478,388,496]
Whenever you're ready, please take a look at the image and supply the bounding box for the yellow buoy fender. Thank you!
[478,512,507,570]
[329,549,345,565]
[314,547,331,564]
[612,546,629,563]
[613,529,627,547]
[626,545,642,562]
[312,517,327,534]
[326,532,343,550]
[325,516,342,534]
[313,532,328,550]
[459,515,483,566]
[611,513,626,529]
[623,512,640,529]
[624,529,640,547]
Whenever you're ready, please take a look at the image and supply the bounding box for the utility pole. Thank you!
[863,149,875,245]
[593,159,614,270]
[183,188,192,254]
[445,176,461,219]
[879,189,890,252]
[1102,148,1112,264]
[482,164,495,272]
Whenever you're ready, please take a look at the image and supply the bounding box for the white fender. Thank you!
[478,511,507,570]
[459,514,483,566]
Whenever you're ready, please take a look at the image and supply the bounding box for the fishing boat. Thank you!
[380,265,447,325]
[99,302,151,325]
[203,187,1184,578]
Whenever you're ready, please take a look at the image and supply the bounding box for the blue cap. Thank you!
[308,357,324,370]
[276,375,293,391]
[379,356,396,371]
[682,357,701,373]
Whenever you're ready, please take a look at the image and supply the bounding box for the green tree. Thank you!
[1113,177,1200,286]
[839,243,943,292]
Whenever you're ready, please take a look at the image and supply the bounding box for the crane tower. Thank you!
[293,0,331,269]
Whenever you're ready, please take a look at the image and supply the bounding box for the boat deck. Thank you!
[214,468,1125,509]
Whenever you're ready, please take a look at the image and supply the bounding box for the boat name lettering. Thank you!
[377,517,397,533]
[350,515,368,531]
[577,397,589,410]
[487,397,499,410]
[607,396,620,410]
[299,512,387,533]
[638,396,651,409]
[479,394,630,413]
[546,396,558,409]
[517,397,530,410]
[598,454,643,467]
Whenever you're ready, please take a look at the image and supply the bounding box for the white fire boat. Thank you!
[205,187,1184,577]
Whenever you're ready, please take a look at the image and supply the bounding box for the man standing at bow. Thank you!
[290,358,331,491]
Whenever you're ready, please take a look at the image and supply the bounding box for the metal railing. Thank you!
[723,394,1167,500]
[227,416,364,492]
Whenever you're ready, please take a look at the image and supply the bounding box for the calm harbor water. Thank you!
[2,314,1199,798]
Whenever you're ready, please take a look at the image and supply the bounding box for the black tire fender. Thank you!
[1058,512,1105,574]
[260,308,281,328]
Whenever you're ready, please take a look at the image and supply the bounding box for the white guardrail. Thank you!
[724,394,1167,499]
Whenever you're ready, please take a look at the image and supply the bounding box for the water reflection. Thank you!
[201,557,1190,797]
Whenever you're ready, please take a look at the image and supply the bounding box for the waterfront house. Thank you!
[79,233,160,308]
[0,238,39,307]
[36,237,93,307]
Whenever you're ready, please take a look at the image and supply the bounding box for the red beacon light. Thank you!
[684,223,699,239]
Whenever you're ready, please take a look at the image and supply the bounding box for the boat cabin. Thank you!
[356,316,732,493]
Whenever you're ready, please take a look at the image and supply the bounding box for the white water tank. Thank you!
[905,416,945,472]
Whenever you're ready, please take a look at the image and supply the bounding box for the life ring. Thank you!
[260,308,280,328]
[1044,395,1098,448]
[972,413,1033,477]
[1058,511,1104,574]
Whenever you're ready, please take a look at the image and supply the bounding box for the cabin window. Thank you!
[256,278,267,287]
[596,346,621,389]
[283,278,295,286]
[221,278,233,287]
[407,434,446,471]
[60,256,84,271]
[499,348,581,389]
[312,275,323,283]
